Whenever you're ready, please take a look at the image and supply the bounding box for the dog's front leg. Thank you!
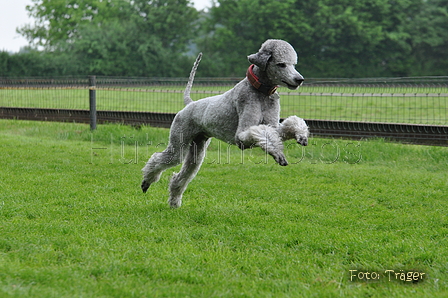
[277,116,309,146]
[236,125,288,166]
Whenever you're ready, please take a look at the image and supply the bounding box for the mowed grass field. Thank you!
[0,119,447,297]
[1,84,447,124]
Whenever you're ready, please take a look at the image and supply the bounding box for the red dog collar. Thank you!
[246,64,278,96]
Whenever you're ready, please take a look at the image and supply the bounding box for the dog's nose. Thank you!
[295,76,304,86]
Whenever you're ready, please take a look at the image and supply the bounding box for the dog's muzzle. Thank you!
[296,76,304,86]
[283,75,304,90]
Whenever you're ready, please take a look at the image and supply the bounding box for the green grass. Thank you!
[1,85,447,125]
[0,119,447,297]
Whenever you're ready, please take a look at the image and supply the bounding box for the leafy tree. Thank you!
[0,49,83,77]
[197,0,444,78]
[198,0,293,77]
[11,0,448,77]
[62,20,192,76]
[18,0,130,48]
[291,0,421,77]
[0,52,8,75]
[408,0,448,75]
[131,0,200,53]
[18,0,199,77]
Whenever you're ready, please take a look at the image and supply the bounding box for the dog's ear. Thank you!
[247,51,272,71]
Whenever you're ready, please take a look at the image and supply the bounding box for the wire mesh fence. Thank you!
[1,76,447,125]
[281,77,448,125]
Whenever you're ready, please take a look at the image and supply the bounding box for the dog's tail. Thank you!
[184,52,202,105]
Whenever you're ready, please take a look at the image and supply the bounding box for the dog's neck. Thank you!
[246,64,278,96]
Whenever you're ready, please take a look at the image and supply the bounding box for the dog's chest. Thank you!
[259,94,280,124]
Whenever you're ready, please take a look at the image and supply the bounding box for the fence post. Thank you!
[89,75,97,130]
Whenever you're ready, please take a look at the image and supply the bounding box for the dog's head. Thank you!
[248,39,304,90]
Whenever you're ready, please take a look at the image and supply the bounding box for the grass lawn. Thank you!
[0,119,447,297]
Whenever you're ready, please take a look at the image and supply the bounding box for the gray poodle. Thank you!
[142,39,309,208]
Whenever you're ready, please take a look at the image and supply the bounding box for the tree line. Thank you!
[1,0,447,78]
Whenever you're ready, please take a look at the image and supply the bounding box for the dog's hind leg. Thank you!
[168,136,210,208]
[141,129,192,193]
[141,146,180,193]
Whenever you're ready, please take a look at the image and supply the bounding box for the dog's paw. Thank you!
[274,155,289,166]
[168,197,182,208]
[279,159,289,166]
[297,136,308,146]
[141,180,150,193]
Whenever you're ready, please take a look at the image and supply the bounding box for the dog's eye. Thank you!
[277,63,286,68]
